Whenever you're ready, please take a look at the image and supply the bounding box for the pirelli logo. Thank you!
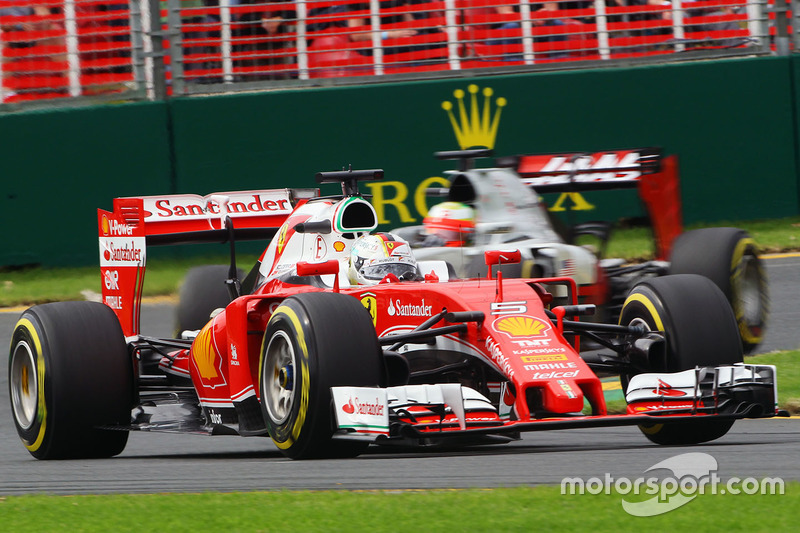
[520,353,567,363]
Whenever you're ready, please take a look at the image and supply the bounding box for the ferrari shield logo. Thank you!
[276,223,289,254]
[360,292,377,326]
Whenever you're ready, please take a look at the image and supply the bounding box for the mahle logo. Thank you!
[441,84,506,149]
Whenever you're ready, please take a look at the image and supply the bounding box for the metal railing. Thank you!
[0,0,789,108]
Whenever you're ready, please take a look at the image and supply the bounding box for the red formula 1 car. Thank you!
[8,170,781,460]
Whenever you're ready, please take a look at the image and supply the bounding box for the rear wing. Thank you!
[496,148,663,192]
[497,148,682,261]
[98,188,317,337]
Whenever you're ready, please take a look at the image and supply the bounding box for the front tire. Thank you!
[259,292,383,459]
[619,274,743,445]
[9,302,133,459]
[669,227,768,353]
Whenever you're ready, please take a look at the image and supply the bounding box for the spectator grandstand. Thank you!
[0,0,790,106]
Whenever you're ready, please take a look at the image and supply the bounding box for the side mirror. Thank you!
[297,260,341,292]
[297,260,340,277]
[484,249,522,266]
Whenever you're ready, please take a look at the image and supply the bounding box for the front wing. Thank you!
[330,364,779,442]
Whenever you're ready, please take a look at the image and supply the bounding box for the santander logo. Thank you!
[343,398,355,414]
[342,396,384,416]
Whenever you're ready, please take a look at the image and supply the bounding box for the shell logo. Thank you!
[192,324,218,379]
[492,315,550,338]
[191,323,227,389]
[101,215,110,236]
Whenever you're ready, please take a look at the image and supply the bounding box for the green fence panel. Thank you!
[0,102,173,266]
[171,56,798,232]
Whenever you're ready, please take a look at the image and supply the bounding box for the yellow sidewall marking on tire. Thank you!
[621,293,664,331]
[521,260,535,279]
[639,423,664,435]
[731,238,753,271]
[731,238,763,345]
[15,318,47,452]
[267,305,310,451]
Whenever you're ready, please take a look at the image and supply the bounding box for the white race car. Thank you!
[394,148,768,353]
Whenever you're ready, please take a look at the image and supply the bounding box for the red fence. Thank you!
[0,0,778,104]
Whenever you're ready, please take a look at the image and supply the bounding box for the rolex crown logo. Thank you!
[442,84,507,150]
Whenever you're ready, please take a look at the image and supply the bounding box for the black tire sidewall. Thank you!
[620,275,743,372]
[669,228,767,351]
[176,265,243,334]
[260,304,316,455]
[620,275,742,445]
[260,293,382,459]
[9,302,133,459]
[9,312,51,458]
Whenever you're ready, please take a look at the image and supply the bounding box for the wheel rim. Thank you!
[628,317,651,331]
[262,330,297,425]
[10,341,38,430]
[737,254,763,326]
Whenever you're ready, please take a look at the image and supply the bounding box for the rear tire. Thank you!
[619,274,743,445]
[669,228,768,353]
[175,265,243,334]
[9,302,133,459]
[259,292,383,459]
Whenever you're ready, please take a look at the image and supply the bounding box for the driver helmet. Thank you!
[348,233,419,285]
[423,201,476,245]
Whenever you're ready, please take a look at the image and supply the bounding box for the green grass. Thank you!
[746,351,800,414]
[600,215,800,260]
[2,216,799,309]
[0,485,796,532]
[0,255,258,308]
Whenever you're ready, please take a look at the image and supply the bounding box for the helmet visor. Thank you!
[361,261,419,282]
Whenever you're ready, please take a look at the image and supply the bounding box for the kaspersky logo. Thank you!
[441,84,506,149]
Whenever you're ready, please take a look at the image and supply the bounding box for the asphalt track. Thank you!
[1,256,799,495]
